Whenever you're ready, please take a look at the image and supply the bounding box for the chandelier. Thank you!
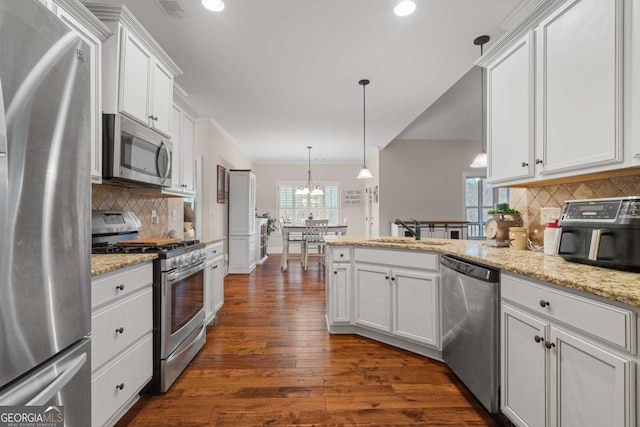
[295,146,324,196]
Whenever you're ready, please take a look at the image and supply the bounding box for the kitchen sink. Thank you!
[371,238,449,246]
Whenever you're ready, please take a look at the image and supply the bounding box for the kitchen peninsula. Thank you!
[326,236,640,427]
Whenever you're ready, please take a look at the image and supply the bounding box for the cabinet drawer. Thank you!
[92,263,153,309]
[354,248,438,270]
[91,334,152,427]
[206,241,224,259]
[92,288,153,372]
[331,247,351,262]
[502,274,634,352]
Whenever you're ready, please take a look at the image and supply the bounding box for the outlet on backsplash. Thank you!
[540,207,561,225]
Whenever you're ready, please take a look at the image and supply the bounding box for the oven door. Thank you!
[161,261,205,359]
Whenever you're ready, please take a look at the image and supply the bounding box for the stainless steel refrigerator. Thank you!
[0,1,91,425]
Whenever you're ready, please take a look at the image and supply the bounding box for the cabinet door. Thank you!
[549,327,633,427]
[354,264,391,333]
[537,0,623,175]
[630,0,640,165]
[119,28,152,126]
[501,304,548,427]
[487,33,535,184]
[151,60,173,137]
[213,257,224,313]
[329,263,352,325]
[392,269,439,347]
[55,7,103,183]
[169,104,183,192]
[181,113,196,194]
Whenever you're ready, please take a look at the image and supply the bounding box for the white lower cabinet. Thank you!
[327,246,440,354]
[392,269,439,347]
[501,274,635,427]
[204,241,225,324]
[328,261,352,325]
[355,264,392,332]
[91,262,153,427]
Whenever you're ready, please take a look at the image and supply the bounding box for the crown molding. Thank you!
[55,0,112,41]
[82,2,182,76]
[475,0,563,67]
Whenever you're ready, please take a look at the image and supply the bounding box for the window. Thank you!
[277,182,341,227]
[464,175,509,238]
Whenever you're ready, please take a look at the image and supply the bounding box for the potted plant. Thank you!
[257,212,276,236]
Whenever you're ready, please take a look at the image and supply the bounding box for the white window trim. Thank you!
[276,181,341,234]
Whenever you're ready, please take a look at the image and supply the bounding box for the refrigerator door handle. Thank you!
[26,353,87,406]
[0,76,7,246]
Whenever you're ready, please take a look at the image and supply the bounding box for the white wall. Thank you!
[253,164,366,252]
[378,139,480,236]
[195,118,254,240]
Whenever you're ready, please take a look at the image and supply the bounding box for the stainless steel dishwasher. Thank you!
[440,255,500,413]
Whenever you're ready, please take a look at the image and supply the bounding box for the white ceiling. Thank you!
[88,0,523,164]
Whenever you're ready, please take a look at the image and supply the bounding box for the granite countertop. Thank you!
[328,236,640,308]
[91,254,158,277]
[200,237,226,245]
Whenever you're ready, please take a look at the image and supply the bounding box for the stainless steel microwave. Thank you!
[102,114,172,187]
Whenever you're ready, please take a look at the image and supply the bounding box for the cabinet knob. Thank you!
[534,335,544,343]
[116,383,125,390]
[213,265,218,269]
[154,116,159,121]
[115,327,124,334]
[545,341,555,349]
[535,158,543,164]
[148,115,154,119]
[340,253,344,258]
[521,161,529,167]
[333,271,337,275]
[385,275,390,280]
[539,300,550,308]
[116,284,125,291]
[391,277,396,281]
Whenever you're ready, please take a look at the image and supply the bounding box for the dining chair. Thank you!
[302,219,329,270]
[278,218,305,269]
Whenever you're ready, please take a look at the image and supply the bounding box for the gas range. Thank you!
[91,239,204,257]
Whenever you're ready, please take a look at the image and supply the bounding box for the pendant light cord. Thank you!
[473,35,490,154]
[307,146,312,188]
[363,83,366,166]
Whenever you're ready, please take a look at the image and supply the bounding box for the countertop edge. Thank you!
[327,237,640,308]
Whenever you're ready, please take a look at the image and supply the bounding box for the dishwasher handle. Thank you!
[440,255,499,283]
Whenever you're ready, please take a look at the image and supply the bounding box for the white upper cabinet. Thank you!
[119,28,152,126]
[628,0,640,165]
[151,61,173,136]
[180,113,196,194]
[51,0,112,183]
[536,0,623,176]
[486,33,535,185]
[479,0,627,186]
[169,104,183,193]
[85,4,182,138]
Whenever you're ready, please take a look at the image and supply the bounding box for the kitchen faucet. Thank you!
[394,219,421,240]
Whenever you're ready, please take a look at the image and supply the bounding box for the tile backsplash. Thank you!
[511,175,640,230]
[92,184,168,238]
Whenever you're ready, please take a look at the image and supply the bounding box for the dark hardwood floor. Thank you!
[116,255,500,426]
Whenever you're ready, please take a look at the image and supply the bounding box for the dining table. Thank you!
[280,223,348,270]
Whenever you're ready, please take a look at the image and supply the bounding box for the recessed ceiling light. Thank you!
[202,0,225,12]
[394,0,416,17]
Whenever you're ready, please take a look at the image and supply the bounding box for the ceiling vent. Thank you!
[158,0,187,19]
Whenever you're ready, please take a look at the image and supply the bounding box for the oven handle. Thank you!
[166,260,205,285]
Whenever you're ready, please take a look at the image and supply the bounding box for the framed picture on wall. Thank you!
[217,165,226,203]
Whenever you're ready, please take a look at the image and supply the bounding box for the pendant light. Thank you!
[470,35,490,168]
[295,146,324,196]
[357,79,373,179]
